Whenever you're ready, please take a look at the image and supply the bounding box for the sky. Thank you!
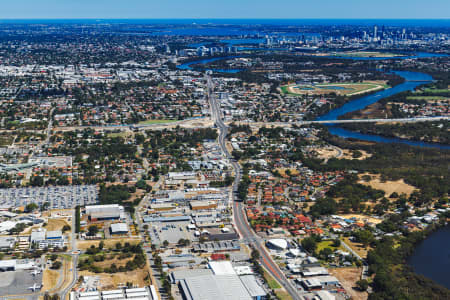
[0,0,449,19]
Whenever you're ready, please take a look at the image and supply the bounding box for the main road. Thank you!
[206,75,301,300]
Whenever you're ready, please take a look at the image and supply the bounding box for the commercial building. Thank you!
[30,229,65,249]
[266,239,289,250]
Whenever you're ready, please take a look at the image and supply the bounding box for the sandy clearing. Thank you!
[358,173,417,197]
[338,214,383,225]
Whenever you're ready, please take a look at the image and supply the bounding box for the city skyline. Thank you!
[0,0,449,19]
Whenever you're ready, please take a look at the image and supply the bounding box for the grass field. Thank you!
[343,237,372,259]
[275,291,293,300]
[138,119,177,125]
[77,238,140,250]
[316,240,346,252]
[407,96,448,101]
[263,270,281,289]
[423,88,450,94]
[281,81,388,97]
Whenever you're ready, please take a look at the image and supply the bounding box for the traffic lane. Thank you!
[233,201,299,299]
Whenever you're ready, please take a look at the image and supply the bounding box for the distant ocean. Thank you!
[0,19,449,27]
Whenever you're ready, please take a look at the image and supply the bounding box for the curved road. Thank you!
[206,75,301,300]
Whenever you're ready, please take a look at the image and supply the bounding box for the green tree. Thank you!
[332,239,341,247]
[356,279,369,291]
[25,203,39,212]
[251,249,260,261]
[301,237,318,253]
[62,225,71,233]
[88,225,99,236]
[75,206,81,233]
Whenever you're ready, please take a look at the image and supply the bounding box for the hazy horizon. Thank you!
[1,0,449,19]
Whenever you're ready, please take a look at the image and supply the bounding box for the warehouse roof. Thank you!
[110,223,128,233]
[239,275,267,297]
[208,261,236,275]
[180,274,252,300]
[171,268,213,283]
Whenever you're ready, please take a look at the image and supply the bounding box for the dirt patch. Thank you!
[358,173,417,197]
[45,218,70,231]
[330,267,368,300]
[79,269,149,290]
[77,238,141,250]
[42,269,60,292]
[276,168,300,177]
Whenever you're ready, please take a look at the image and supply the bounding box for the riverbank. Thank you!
[408,225,450,289]
[368,219,450,299]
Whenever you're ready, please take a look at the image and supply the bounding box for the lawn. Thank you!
[263,270,281,289]
[138,119,177,125]
[316,240,346,252]
[107,131,132,138]
[336,51,402,58]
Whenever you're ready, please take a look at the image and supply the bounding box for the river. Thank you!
[317,70,450,149]
[177,56,449,149]
[177,56,242,73]
[407,225,450,289]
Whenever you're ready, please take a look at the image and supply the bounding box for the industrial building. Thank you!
[179,274,252,300]
[0,259,36,271]
[0,236,16,250]
[86,204,125,221]
[178,272,267,300]
[110,223,129,235]
[189,200,217,210]
[167,172,196,180]
[75,286,157,300]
